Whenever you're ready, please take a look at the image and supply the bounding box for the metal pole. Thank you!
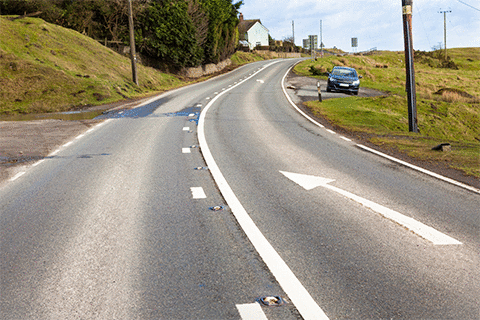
[402,0,417,132]
[320,20,323,58]
[128,0,138,85]
[439,10,451,60]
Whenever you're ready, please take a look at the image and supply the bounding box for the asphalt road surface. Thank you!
[1,59,479,319]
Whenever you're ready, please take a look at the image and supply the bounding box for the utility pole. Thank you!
[127,0,138,85]
[439,9,451,60]
[292,20,295,47]
[402,0,417,133]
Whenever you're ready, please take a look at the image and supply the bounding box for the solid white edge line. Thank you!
[326,129,336,135]
[236,303,268,320]
[281,64,324,129]
[357,144,480,194]
[198,60,329,320]
[280,63,479,195]
[190,187,207,199]
[340,136,352,142]
[9,171,25,182]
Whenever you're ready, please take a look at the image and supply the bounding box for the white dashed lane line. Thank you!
[182,148,191,154]
[190,187,207,199]
[236,303,268,320]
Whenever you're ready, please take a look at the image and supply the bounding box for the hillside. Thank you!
[0,16,182,115]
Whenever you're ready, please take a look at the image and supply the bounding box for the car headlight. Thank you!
[353,80,360,86]
[328,77,336,82]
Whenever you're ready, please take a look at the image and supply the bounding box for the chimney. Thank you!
[239,13,244,22]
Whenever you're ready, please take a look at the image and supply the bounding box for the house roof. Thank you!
[238,19,262,40]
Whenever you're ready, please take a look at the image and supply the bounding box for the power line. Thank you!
[457,0,480,12]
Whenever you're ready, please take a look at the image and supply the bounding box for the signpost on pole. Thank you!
[402,0,418,133]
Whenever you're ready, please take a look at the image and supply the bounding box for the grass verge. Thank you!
[296,49,479,177]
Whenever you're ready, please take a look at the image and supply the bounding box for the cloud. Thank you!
[240,0,479,51]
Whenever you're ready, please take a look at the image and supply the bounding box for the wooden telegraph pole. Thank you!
[402,0,417,132]
[127,0,138,85]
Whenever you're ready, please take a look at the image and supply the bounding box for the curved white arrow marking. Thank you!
[280,171,462,245]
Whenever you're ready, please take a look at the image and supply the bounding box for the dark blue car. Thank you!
[326,66,361,95]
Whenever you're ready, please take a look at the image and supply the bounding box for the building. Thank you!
[238,13,269,50]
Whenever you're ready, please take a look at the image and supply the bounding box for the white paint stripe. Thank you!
[183,127,190,131]
[206,97,211,100]
[32,159,44,167]
[182,148,191,154]
[280,63,479,195]
[198,60,329,320]
[62,141,73,148]
[236,303,268,320]
[357,144,480,194]
[326,129,336,135]
[189,113,195,117]
[86,128,95,133]
[75,134,85,140]
[9,171,25,182]
[281,68,325,129]
[324,183,462,245]
[49,149,59,156]
[190,187,207,199]
[340,136,352,142]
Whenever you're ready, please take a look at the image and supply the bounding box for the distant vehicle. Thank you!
[326,66,362,95]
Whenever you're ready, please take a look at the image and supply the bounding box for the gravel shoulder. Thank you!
[1,71,478,189]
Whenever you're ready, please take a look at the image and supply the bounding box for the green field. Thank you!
[295,49,480,177]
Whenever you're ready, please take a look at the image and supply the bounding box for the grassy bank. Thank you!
[295,49,480,177]
[0,16,184,115]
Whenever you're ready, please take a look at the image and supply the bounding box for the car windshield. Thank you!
[332,68,356,77]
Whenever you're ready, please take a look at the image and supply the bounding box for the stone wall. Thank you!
[182,59,232,78]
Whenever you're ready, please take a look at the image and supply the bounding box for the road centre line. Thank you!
[236,303,268,320]
[182,148,191,154]
[281,64,480,195]
[190,187,207,199]
[198,60,329,320]
[183,127,190,131]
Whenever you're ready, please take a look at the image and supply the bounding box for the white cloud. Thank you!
[240,0,480,51]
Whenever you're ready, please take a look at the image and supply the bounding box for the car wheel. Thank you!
[353,91,358,95]
[326,87,331,92]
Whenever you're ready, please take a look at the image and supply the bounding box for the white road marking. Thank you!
[62,141,73,148]
[326,129,336,134]
[183,127,190,131]
[189,113,195,117]
[32,159,44,167]
[236,303,268,320]
[206,97,211,100]
[198,60,329,320]
[190,187,207,199]
[257,79,265,83]
[357,144,480,194]
[75,134,85,140]
[214,92,219,95]
[182,148,191,154]
[280,64,478,195]
[340,136,352,142]
[280,171,463,245]
[49,149,59,156]
[9,172,25,182]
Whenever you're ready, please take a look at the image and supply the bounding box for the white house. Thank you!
[238,13,269,50]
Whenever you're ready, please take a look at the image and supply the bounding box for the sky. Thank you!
[239,0,480,52]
